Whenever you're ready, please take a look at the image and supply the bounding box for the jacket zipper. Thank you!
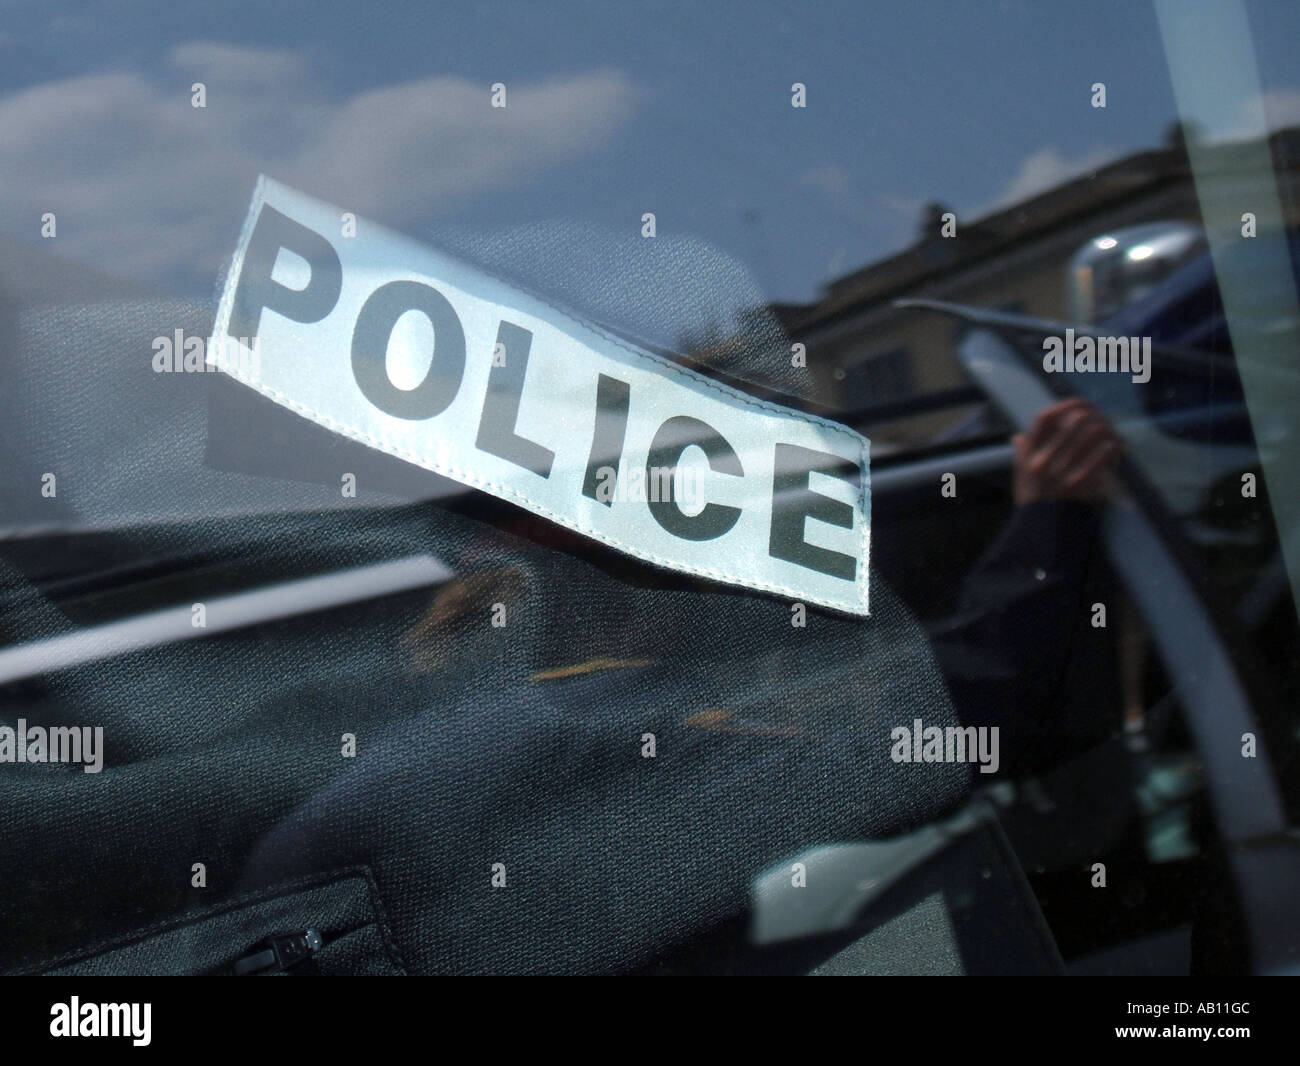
[232,929,324,975]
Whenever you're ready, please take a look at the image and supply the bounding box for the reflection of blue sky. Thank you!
[0,0,1296,302]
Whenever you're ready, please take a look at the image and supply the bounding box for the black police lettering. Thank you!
[582,374,631,506]
[475,321,555,478]
[228,205,342,345]
[351,280,466,421]
[646,415,743,541]
[769,443,857,580]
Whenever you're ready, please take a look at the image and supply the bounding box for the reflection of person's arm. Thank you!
[927,499,1106,778]
[926,400,1124,778]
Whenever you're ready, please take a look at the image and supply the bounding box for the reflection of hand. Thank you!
[1013,398,1122,506]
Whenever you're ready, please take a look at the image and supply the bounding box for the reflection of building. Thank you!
[771,126,1300,451]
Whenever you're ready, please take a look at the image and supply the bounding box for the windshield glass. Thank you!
[2,0,1299,981]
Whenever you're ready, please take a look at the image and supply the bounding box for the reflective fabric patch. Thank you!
[209,176,871,615]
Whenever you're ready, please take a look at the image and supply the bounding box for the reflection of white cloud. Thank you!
[800,163,875,228]
[800,163,849,199]
[1259,88,1300,131]
[0,42,637,286]
[168,40,312,87]
[293,70,637,219]
[867,149,1119,251]
[877,192,926,219]
[1210,88,1300,144]
[991,146,1118,210]
[975,89,1300,224]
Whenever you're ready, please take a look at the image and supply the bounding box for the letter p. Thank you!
[228,204,343,347]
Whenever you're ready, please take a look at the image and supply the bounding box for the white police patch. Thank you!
[209,176,871,615]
